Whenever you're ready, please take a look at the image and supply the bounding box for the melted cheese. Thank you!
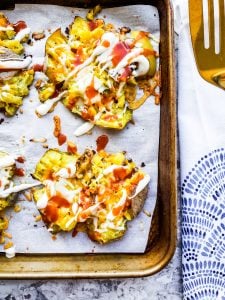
[129,174,150,199]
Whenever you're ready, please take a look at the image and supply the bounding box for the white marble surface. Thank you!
[0,7,182,300]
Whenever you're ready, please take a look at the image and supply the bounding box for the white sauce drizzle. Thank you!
[0,155,15,168]
[0,56,32,70]
[128,174,150,199]
[14,27,31,41]
[0,182,40,198]
[0,26,14,31]
[35,91,67,116]
[55,163,76,178]
[74,122,94,137]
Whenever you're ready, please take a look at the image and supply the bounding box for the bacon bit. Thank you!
[13,20,27,33]
[13,204,21,213]
[33,64,44,72]
[112,205,123,216]
[81,109,94,121]
[35,215,42,222]
[112,42,130,66]
[44,196,70,223]
[3,232,12,239]
[4,241,13,250]
[15,168,25,177]
[53,115,67,146]
[73,55,82,66]
[96,134,109,152]
[67,141,77,154]
[16,156,25,163]
[85,85,98,99]
[102,40,110,47]
[113,168,127,180]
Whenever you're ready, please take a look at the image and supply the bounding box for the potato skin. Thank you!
[131,185,149,218]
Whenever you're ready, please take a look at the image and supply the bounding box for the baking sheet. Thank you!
[0,4,160,253]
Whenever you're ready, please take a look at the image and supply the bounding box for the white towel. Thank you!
[173,0,225,298]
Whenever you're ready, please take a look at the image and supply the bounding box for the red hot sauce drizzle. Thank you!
[13,21,27,33]
[96,135,109,152]
[53,115,67,146]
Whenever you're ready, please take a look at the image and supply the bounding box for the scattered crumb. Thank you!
[32,31,46,40]
[19,108,23,114]
[3,232,12,239]
[35,215,42,222]
[29,137,47,143]
[52,235,57,241]
[4,241,13,250]
[143,209,151,217]
[29,99,33,102]
[20,136,26,144]
[35,79,43,89]
[42,143,49,149]
[139,221,144,231]
[0,118,4,124]
[141,162,146,167]
[14,204,21,213]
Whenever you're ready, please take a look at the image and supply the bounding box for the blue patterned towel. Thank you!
[173,0,225,299]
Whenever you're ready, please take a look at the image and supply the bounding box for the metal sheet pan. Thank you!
[0,0,177,278]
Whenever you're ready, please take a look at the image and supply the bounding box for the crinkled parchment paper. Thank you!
[0,4,160,253]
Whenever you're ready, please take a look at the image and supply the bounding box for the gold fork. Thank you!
[189,0,225,89]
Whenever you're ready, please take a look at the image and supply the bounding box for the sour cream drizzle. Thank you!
[0,155,15,168]
[0,56,32,70]
[14,27,31,41]
[129,174,150,199]
[35,91,67,116]
[0,26,14,31]
[0,182,40,198]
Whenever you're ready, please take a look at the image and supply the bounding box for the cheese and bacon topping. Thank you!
[36,16,158,134]
[32,147,150,243]
[0,13,34,116]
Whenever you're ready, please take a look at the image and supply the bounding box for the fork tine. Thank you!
[208,0,215,49]
[189,0,204,44]
[219,0,225,53]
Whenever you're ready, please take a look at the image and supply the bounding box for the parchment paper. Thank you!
[0,4,160,253]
